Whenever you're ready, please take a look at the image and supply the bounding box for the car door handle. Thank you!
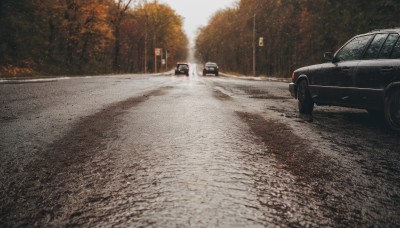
[381,66,393,72]
[341,67,351,71]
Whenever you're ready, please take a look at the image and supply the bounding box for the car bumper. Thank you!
[203,70,218,73]
[289,83,296,98]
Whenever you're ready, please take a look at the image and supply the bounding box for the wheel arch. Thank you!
[296,74,310,83]
[383,82,400,132]
[384,82,400,98]
[294,74,310,99]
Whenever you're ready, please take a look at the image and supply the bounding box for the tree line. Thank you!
[0,0,188,77]
[195,0,400,77]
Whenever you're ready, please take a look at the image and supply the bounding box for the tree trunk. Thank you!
[113,25,121,72]
[79,34,90,71]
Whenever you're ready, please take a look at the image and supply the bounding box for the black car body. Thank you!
[289,28,400,131]
[175,63,189,76]
[203,62,219,76]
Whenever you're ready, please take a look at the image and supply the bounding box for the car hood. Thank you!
[295,62,332,74]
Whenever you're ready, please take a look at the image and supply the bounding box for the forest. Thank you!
[0,0,188,77]
[195,0,400,77]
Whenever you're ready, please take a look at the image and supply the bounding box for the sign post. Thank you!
[155,48,161,73]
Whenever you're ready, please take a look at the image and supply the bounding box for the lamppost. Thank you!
[165,49,168,71]
[144,20,148,73]
[142,0,171,73]
[252,13,256,76]
[142,0,149,73]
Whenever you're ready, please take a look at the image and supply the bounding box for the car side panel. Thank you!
[353,59,400,108]
[308,61,359,106]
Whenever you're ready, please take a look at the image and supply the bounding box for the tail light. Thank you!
[291,72,295,81]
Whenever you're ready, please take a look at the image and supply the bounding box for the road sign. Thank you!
[259,37,264,47]
[162,59,165,65]
[155,48,161,56]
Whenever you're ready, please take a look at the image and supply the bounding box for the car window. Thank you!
[336,35,373,61]
[364,34,388,59]
[379,34,399,58]
[391,37,400,59]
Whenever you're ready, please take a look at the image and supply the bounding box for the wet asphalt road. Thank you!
[1,64,400,227]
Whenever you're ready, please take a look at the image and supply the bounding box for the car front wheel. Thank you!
[384,89,400,131]
[297,80,314,114]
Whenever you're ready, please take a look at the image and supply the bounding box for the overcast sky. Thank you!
[157,0,237,45]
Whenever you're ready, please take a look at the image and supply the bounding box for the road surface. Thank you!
[1,64,399,227]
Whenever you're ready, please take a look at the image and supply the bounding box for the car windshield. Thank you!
[336,35,373,61]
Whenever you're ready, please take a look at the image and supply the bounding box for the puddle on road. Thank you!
[60,81,336,227]
[213,89,231,101]
[0,88,168,226]
[236,111,335,182]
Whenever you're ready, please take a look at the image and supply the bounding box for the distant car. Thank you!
[175,63,189,76]
[203,62,219,76]
[289,28,400,131]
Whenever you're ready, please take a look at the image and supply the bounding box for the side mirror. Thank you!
[324,52,333,62]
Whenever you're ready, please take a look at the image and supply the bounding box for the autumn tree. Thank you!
[110,0,135,72]
[0,0,50,74]
[0,0,188,77]
[130,1,188,73]
[195,0,400,77]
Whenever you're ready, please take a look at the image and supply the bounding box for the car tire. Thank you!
[384,89,400,131]
[297,80,314,114]
[215,72,219,76]
[203,72,206,76]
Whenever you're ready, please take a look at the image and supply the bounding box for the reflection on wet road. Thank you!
[84,76,305,227]
[1,65,399,227]
[53,71,321,226]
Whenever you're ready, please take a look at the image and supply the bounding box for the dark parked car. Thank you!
[175,63,189,76]
[203,62,219,76]
[289,28,400,131]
